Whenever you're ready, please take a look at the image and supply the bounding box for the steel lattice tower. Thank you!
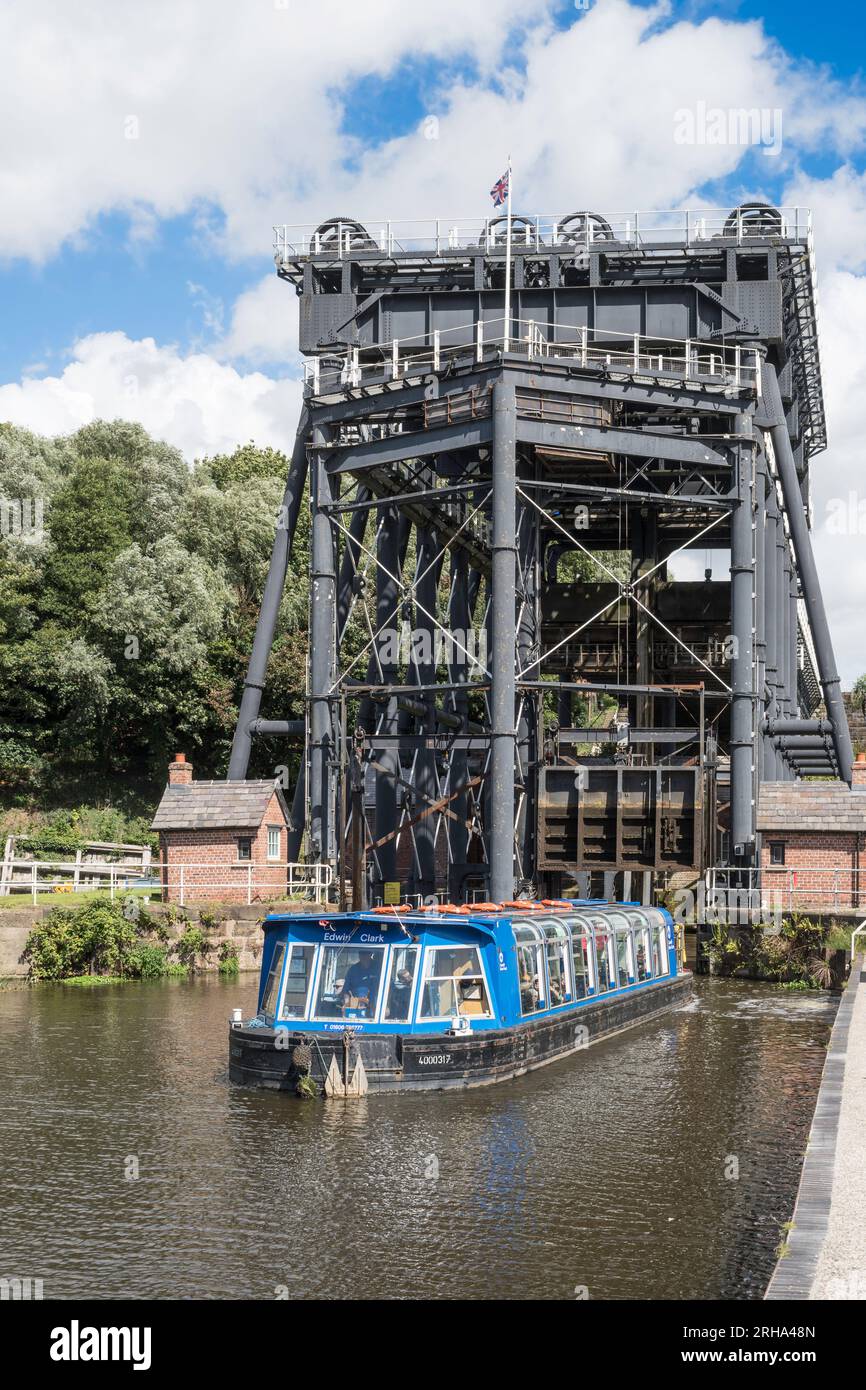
[228,204,852,906]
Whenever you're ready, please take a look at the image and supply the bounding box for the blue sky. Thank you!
[2,0,861,384]
[1,0,866,676]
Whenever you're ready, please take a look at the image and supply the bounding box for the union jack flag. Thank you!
[490,169,509,207]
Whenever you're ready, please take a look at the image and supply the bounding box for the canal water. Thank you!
[0,974,836,1301]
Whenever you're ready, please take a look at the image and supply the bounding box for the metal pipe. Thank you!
[248,720,305,737]
[764,472,780,773]
[489,380,518,901]
[228,406,309,778]
[730,411,756,856]
[412,520,439,897]
[374,505,402,885]
[755,450,767,785]
[309,425,336,861]
[764,717,834,736]
[448,546,470,900]
[762,362,854,783]
[336,487,370,640]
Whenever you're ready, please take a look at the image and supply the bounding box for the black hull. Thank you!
[229,972,693,1094]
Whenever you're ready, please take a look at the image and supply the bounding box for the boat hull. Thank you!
[228,971,693,1094]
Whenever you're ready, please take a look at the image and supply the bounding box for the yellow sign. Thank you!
[383,881,401,906]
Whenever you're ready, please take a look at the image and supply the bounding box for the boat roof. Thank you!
[264,899,648,932]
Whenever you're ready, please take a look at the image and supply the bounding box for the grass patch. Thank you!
[0,886,155,911]
[60,975,126,987]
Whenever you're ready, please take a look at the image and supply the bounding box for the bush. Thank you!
[26,899,179,981]
[217,940,239,977]
[174,926,211,971]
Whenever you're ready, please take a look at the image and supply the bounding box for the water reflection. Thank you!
[0,975,835,1300]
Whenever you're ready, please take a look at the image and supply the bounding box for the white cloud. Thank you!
[3,0,866,681]
[217,275,298,367]
[0,332,302,461]
[3,0,865,267]
[0,0,551,263]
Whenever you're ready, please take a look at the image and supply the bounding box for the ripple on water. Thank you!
[0,973,836,1300]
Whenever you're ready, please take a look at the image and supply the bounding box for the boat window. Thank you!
[634,927,651,980]
[652,925,668,977]
[517,940,546,1013]
[279,944,316,1019]
[383,946,419,1022]
[568,915,595,994]
[260,940,286,1022]
[313,945,385,1020]
[538,918,572,1007]
[513,922,542,943]
[614,929,634,986]
[570,933,590,998]
[591,921,613,992]
[418,946,492,1020]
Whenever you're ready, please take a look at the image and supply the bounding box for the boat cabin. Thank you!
[256,902,677,1035]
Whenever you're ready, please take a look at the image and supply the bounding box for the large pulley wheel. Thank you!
[557,211,614,245]
[312,216,376,252]
[722,203,783,237]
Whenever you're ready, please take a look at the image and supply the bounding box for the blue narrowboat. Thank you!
[228,900,692,1095]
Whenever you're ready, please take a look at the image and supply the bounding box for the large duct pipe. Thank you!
[762,363,854,783]
[730,411,756,856]
[764,717,834,736]
[763,470,780,777]
[228,406,309,779]
[489,380,518,901]
[309,427,337,862]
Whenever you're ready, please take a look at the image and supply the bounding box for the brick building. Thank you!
[151,755,291,903]
[756,756,866,911]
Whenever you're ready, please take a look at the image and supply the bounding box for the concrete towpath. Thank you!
[765,952,866,1300]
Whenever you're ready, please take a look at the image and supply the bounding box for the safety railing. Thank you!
[305,315,760,397]
[2,859,333,907]
[705,866,865,914]
[274,207,811,261]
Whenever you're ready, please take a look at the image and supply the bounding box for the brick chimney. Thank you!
[168,753,193,786]
[853,752,866,787]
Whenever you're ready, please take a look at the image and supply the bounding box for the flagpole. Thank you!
[503,155,512,353]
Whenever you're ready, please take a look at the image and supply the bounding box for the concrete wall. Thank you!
[0,900,313,978]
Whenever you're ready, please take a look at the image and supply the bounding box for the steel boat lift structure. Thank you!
[227,204,852,906]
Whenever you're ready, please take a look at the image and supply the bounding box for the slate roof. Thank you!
[151,779,290,831]
[757,781,866,832]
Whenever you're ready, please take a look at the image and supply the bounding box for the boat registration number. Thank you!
[417,1053,454,1067]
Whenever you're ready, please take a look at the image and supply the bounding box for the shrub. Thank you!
[26,900,175,981]
[217,940,239,977]
[175,926,211,971]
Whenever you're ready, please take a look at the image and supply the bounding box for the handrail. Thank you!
[305,314,759,397]
[274,207,811,260]
[1,859,333,907]
[706,865,864,914]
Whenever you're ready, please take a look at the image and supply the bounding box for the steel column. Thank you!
[763,362,853,783]
[228,406,309,779]
[489,380,518,902]
[730,412,756,856]
[309,426,336,862]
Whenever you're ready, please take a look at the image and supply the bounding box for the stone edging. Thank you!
[764,955,861,1299]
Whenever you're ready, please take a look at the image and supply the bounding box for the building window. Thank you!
[769,841,785,866]
[267,825,281,861]
[237,837,252,862]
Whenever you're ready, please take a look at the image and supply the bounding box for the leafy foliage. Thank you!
[23,898,214,981]
[0,422,309,809]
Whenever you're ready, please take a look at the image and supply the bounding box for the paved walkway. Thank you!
[765,955,865,1300]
